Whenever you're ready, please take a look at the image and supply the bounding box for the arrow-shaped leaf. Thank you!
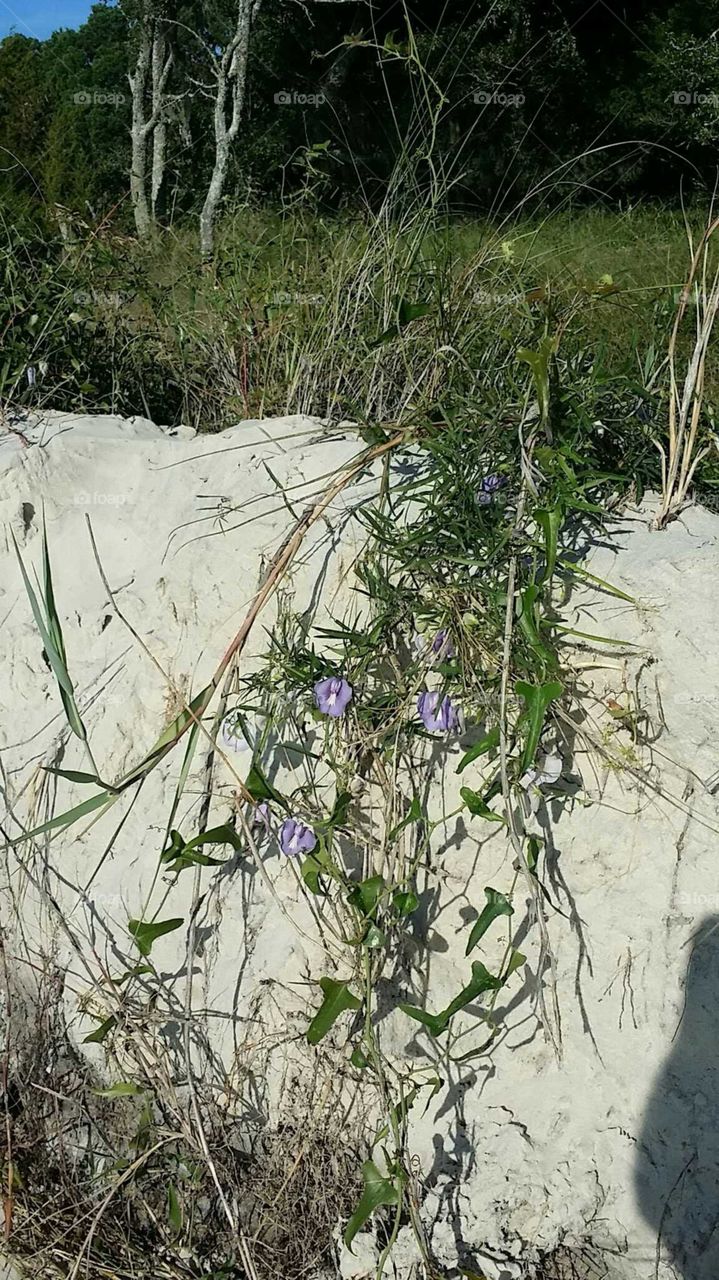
[400,961,503,1037]
[306,977,361,1045]
[128,917,184,957]
[344,1160,401,1250]
[465,887,513,955]
[515,679,563,773]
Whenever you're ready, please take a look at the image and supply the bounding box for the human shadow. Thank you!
[636,915,719,1278]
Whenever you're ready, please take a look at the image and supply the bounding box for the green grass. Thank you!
[1,201,711,427]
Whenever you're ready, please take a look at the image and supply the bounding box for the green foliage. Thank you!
[466,889,514,956]
[400,962,505,1037]
[128,917,184,957]
[344,1160,402,1251]
[306,978,362,1044]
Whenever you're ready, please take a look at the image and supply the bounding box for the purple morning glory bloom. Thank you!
[417,690,461,734]
[252,801,271,837]
[431,629,455,659]
[314,676,353,718]
[477,474,505,505]
[221,709,250,751]
[279,817,317,857]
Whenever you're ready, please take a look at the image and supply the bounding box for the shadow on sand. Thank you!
[636,914,719,1278]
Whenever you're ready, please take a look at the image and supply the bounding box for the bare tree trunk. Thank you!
[199,0,259,259]
[129,23,153,238]
[128,10,173,239]
[151,25,168,219]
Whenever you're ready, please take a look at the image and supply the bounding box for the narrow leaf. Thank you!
[93,1081,144,1098]
[456,726,500,775]
[460,787,505,823]
[515,679,563,773]
[128,917,184,958]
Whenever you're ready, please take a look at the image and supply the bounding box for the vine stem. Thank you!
[497,431,563,1060]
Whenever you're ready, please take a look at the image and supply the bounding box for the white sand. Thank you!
[1,410,718,1279]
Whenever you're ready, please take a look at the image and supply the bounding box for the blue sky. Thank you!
[0,0,100,40]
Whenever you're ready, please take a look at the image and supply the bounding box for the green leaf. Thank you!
[83,1015,117,1044]
[557,559,636,603]
[460,787,505,823]
[93,1081,144,1098]
[350,1046,370,1070]
[502,949,526,981]
[12,525,87,742]
[517,335,558,428]
[163,822,243,871]
[128,917,184,957]
[371,298,432,348]
[344,1160,401,1250]
[362,924,386,949]
[466,888,514,955]
[517,585,556,666]
[515,679,563,773]
[183,823,243,854]
[347,874,385,918]
[535,506,562,583]
[167,1182,183,1236]
[301,843,343,894]
[526,836,541,874]
[43,766,119,792]
[456,726,500,775]
[119,685,213,787]
[12,789,117,844]
[392,889,418,917]
[400,961,503,1037]
[306,977,361,1045]
[317,789,352,831]
[244,762,284,805]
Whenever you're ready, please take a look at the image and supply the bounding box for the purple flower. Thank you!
[477,474,505,506]
[417,690,461,734]
[431,629,455,659]
[252,802,271,837]
[221,709,250,751]
[314,676,353,718]
[279,817,317,857]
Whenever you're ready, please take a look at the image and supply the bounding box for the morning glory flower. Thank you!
[221,709,250,751]
[431,629,455,659]
[314,676,353,718]
[477,474,505,506]
[278,817,317,857]
[412,628,455,662]
[519,750,562,813]
[417,690,461,734]
[252,801,271,837]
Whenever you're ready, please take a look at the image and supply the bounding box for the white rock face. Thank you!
[1,411,718,1280]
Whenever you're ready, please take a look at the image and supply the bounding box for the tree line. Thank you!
[1,0,718,253]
